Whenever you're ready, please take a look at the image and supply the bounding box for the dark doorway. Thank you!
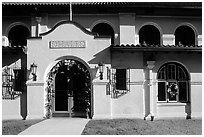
[55,72,69,111]
[53,59,91,118]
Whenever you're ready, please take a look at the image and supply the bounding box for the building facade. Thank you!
[2,2,202,120]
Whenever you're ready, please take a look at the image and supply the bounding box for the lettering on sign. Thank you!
[49,41,86,48]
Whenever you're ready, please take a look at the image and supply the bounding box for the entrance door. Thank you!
[51,59,92,118]
[55,72,69,112]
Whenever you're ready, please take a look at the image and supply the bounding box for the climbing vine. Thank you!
[45,59,91,119]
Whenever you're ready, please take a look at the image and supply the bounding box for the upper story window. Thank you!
[8,25,30,46]
[92,23,114,44]
[139,25,161,45]
[157,62,189,103]
[175,25,195,45]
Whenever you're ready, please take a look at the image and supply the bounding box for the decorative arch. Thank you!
[137,22,163,35]
[157,61,190,103]
[90,20,115,44]
[55,55,93,79]
[5,22,30,37]
[138,22,162,45]
[174,23,198,45]
[174,22,198,37]
[44,56,93,118]
[90,20,116,33]
[6,22,31,46]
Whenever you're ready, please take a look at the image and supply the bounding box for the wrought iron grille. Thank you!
[2,66,23,100]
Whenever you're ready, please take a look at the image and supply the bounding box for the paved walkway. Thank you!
[19,118,90,135]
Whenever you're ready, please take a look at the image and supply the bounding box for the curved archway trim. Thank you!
[138,22,162,45]
[44,56,93,118]
[156,61,191,80]
[5,22,31,37]
[174,22,198,36]
[90,19,116,33]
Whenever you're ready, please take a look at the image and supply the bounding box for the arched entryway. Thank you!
[46,58,92,118]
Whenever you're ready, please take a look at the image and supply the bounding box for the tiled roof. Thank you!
[2,2,202,8]
[111,44,202,51]
[2,45,25,50]
[2,2,128,5]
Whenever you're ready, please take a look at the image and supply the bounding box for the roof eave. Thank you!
[111,47,202,52]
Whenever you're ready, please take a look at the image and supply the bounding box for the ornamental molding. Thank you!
[49,40,86,49]
[26,81,44,86]
[93,80,109,85]
[190,81,202,85]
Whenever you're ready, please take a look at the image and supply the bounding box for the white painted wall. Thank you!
[2,98,21,119]
[27,22,111,118]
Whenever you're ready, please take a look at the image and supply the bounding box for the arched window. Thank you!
[175,25,195,45]
[8,25,30,46]
[157,62,189,103]
[92,23,114,44]
[139,25,160,45]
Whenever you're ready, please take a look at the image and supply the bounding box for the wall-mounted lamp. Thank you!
[98,62,104,80]
[30,63,37,81]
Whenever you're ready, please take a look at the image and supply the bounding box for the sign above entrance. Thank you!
[49,41,86,49]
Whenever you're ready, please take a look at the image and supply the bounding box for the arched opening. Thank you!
[47,59,92,118]
[175,25,195,45]
[92,23,115,44]
[157,62,190,103]
[139,25,161,45]
[8,25,30,46]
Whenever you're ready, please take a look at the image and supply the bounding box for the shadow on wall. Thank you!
[88,47,111,65]
[2,50,27,120]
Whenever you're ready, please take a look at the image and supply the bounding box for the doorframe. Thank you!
[52,74,70,114]
[45,56,94,118]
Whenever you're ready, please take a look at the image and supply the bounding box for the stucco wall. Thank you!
[2,98,21,118]
[45,14,120,44]
[112,85,144,118]
[153,52,202,118]
[27,83,44,118]
[111,52,145,118]
[93,80,111,119]
[27,22,111,117]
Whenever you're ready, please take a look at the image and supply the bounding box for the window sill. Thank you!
[157,102,187,107]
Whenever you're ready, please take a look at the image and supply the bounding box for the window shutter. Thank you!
[178,81,188,102]
[158,82,166,101]
[111,68,116,97]
[116,69,126,90]
[106,67,111,95]
[13,69,24,92]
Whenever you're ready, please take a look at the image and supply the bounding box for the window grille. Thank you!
[2,67,23,100]
[110,68,130,98]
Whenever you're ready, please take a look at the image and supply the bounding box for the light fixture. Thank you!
[98,62,104,80]
[30,63,37,81]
